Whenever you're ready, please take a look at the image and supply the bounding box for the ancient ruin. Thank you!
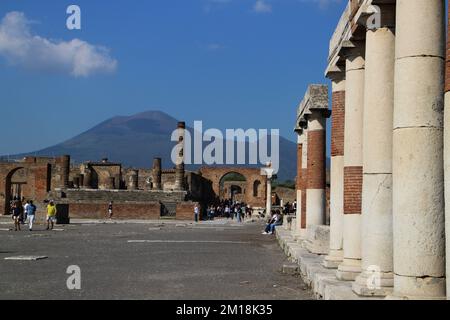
[0,121,269,222]
[279,0,450,300]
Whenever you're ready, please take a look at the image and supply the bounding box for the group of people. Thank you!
[283,201,297,215]
[9,198,57,231]
[205,199,252,222]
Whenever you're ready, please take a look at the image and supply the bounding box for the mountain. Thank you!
[5,110,312,181]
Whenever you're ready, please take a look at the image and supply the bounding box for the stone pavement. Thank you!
[0,218,312,300]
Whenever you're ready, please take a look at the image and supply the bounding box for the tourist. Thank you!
[46,201,57,230]
[27,200,37,231]
[207,206,215,220]
[16,199,24,224]
[11,202,21,231]
[107,201,113,219]
[194,204,199,222]
[262,210,282,235]
[23,200,30,223]
[225,205,230,219]
[236,205,242,223]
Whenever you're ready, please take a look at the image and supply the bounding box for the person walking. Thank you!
[12,202,21,231]
[46,201,57,230]
[27,200,37,231]
[194,204,199,222]
[107,201,114,219]
[23,200,30,224]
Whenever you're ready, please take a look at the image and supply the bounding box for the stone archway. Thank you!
[4,167,25,215]
[0,158,56,215]
[198,167,267,207]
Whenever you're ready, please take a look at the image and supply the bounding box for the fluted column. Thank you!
[336,45,365,281]
[353,5,395,297]
[324,73,346,269]
[391,0,445,299]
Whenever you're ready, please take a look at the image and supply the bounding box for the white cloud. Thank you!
[253,0,272,13]
[0,11,117,77]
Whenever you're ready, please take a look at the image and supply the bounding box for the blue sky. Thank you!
[0,0,346,155]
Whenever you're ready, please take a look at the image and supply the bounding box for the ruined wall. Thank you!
[68,201,161,220]
[176,201,200,221]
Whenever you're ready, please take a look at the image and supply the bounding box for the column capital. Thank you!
[341,40,365,60]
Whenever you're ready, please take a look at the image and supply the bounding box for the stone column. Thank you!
[60,155,70,189]
[324,74,346,269]
[336,45,365,281]
[353,6,395,296]
[391,0,445,299]
[152,158,162,190]
[445,0,450,301]
[83,166,92,189]
[174,122,186,191]
[294,132,304,239]
[300,129,308,236]
[266,176,272,216]
[128,170,139,190]
[305,111,327,227]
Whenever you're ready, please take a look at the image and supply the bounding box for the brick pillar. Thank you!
[353,5,395,297]
[336,45,365,281]
[324,73,346,269]
[392,0,445,299]
[305,111,327,227]
[152,158,162,190]
[174,122,186,191]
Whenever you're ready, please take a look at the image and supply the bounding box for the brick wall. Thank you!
[68,201,161,220]
[176,202,200,221]
[343,166,363,214]
[331,91,345,157]
[307,130,326,190]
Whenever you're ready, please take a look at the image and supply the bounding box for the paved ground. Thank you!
[0,218,312,300]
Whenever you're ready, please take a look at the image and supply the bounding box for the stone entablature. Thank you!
[295,85,330,132]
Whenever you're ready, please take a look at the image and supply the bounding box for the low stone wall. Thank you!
[68,201,161,220]
[176,202,199,221]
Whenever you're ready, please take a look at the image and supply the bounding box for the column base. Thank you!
[322,249,343,269]
[294,229,307,243]
[352,271,394,297]
[336,259,361,281]
[304,225,330,255]
[385,275,446,300]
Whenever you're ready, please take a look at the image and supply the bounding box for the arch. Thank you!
[4,167,25,215]
[198,166,267,207]
[253,180,261,197]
